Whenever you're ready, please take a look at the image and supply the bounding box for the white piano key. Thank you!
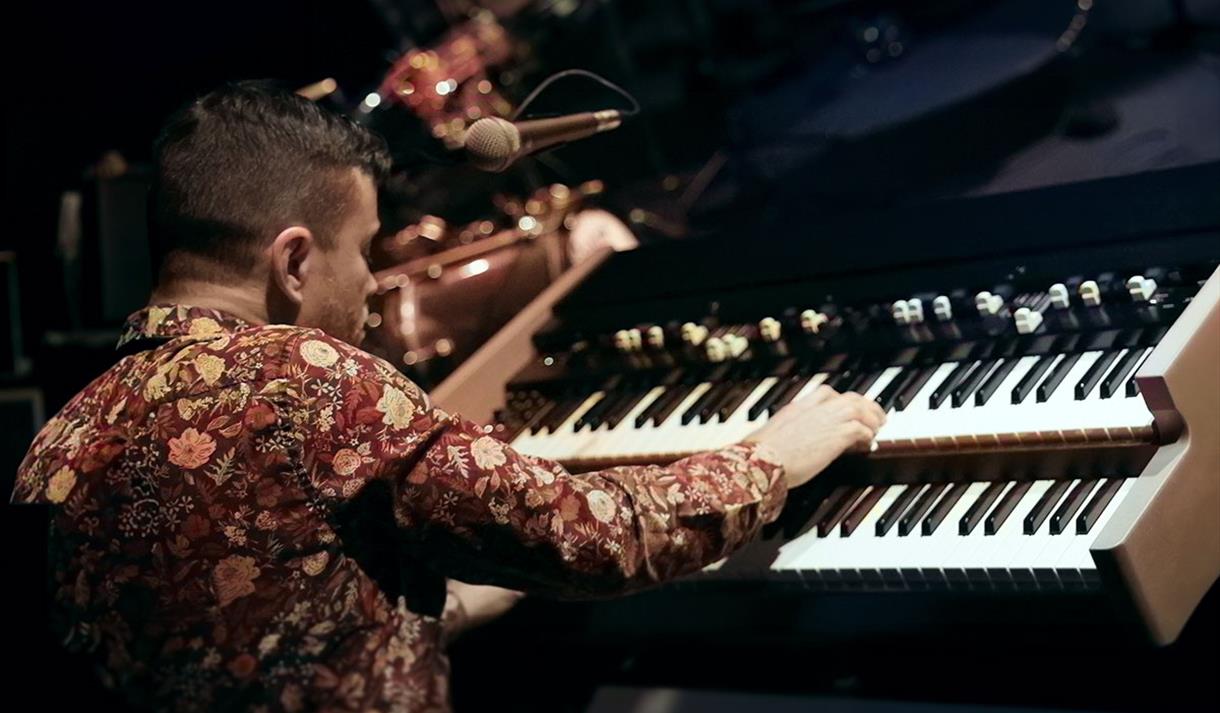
[545,390,617,459]
[716,378,782,445]
[939,481,1006,586]
[981,480,1053,586]
[1030,480,1102,585]
[804,486,883,583]
[578,386,667,459]
[1053,478,1138,581]
[917,481,991,585]
[862,366,905,401]
[840,485,907,584]
[636,382,713,454]
[867,484,935,585]
[1007,480,1074,587]
[790,372,831,404]
[516,391,605,459]
[875,362,959,442]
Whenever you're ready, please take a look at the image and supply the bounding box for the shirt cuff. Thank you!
[727,440,788,525]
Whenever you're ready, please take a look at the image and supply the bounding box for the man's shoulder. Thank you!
[184,325,386,376]
[277,328,402,382]
[267,328,431,406]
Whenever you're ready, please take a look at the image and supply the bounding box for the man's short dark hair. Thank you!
[151,81,391,282]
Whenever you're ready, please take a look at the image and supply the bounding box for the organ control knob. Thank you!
[1048,283,1071,309]
[800,309,829,334]
[681,322,709,346]
[1079,280,1102,307]
[725,334,749,358]
[646,325,665,348]
[627,328,643,351]
[1013,307,1044,335]
[906,298,925,324]
[613,330,632,352]
[758,317,782,342]
[1126,275,1158,302]
[974,291,1004,316]
[932,295,953,321]
[891,300,911,325]
[704,336,728,362]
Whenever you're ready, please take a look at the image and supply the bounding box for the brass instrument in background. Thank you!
[363,180,637,388]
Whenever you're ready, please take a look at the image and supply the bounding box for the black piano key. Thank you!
[850,369,884,395]
[1101,348,1147,399]
[768,359,797,378]
[539,393,570,432]
[697,381,738,424]
[575,390,624,429]
[526,400,559,434]
[1074,350,1121,400]
[541,396,584,433]
[1011,354,1056,404]
[792,358,817,377]
[765,380,803,416]
[536,397,567,432]
[598,400,636,431]
[894,366,937,411]
[875,367,915,411]
[922,483,970,535]
[841,486,886,536]
[1023,480,1072,534]
[643,385,693,427]
[899,483,947,536]
[1077,479,1124,534]
[807,486,853,537]
[960,481,1007,535]
[683,383,725,425]
[876,485,922,536]
[635,385,676,427]
[951,359,999,407]
[929,362,974,409]
[974,359,1019,406]
[826,370,857,392]
[1125,376,1141,397]
[717,380,762,422]
[1036,353,1082,402]
[1050,479,1099,534]
[768,375,815,415]
[818,487,865,537]
[602,389,650,429]
[985,481,1032,535]
[574,391,616,431]
[749,377,796,420]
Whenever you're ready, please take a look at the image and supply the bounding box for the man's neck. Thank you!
[150,279,271,326]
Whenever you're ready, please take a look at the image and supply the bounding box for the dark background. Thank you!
[2,1,1218,711]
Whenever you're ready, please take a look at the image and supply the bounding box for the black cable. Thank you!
[511,68,641,121]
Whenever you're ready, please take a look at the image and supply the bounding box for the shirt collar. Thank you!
[117,304,254,349]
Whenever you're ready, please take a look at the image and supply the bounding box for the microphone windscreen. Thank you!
[464,118,520,172]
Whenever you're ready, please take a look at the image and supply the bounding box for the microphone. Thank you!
[463,110,623,172]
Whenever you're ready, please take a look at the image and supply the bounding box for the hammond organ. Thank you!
[433,164,1220,648]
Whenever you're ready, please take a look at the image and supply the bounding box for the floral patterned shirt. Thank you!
[11,305,786,712]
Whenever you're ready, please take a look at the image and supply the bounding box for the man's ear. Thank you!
[268,226,315,305]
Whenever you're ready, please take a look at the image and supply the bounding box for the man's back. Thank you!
[13,305,453,712]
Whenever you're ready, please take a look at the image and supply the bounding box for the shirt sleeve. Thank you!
[295,333,788,598]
